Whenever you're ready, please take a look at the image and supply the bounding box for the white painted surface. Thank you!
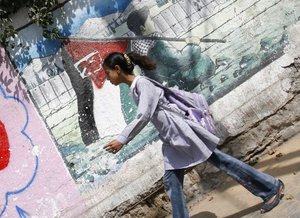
[93,81,127,138]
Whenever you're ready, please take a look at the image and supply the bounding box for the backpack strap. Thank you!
[144,76,196,109]
[145,76,217,134]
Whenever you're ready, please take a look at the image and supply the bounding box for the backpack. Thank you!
[145,77,217,134]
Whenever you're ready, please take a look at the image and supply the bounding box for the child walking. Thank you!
[103,52,284,217]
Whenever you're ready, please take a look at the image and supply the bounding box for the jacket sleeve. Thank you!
[116,78,162,144]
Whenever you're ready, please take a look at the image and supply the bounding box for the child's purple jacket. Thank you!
[116,76,220,170]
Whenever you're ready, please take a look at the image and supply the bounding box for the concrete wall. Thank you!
[1,0,299,217]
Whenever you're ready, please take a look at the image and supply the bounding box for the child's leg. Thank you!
[207,148,280,202]
[163,169,189,218]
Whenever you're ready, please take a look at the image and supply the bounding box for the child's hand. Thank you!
[104,140,123,154]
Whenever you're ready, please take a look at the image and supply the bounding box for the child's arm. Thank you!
[104,78,162,153]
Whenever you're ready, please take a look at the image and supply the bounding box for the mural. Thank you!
[126,6,216,91]
[0,78,39,217]
[0,120,10,171]
[5,0,300,188]
[0,48,85,218]
[63,40,129,145]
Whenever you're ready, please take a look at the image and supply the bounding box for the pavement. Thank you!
[186,132,300,218]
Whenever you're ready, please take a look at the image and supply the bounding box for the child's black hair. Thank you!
[103,52,156,74]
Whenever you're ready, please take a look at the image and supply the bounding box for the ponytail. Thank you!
[127,52,156,71]
[103,52,156,75]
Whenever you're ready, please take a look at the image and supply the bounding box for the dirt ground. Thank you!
[185,132,300,218]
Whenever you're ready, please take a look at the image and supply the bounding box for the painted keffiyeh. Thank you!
[131,32,162,56]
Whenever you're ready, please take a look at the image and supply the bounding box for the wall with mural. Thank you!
[1,0,300,217]
[0,48,85,217]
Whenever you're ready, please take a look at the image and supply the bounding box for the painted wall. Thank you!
[0,48,85,217]
[1,0,299,217]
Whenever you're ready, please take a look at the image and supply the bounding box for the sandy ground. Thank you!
[184,132,300,218]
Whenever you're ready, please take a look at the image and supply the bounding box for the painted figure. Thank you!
[126,6,216,91]
[103,52,285,217]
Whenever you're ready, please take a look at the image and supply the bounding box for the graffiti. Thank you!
[16,206,30,218]
[0,120,10,170]
[0,83,39,217]
[127,6,216,91]
[63,40,128,145]
[74,50,105,88]
[5,0,300,185]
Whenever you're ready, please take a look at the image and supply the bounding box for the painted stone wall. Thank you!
[1,0,299,217]
[0,48,85,217]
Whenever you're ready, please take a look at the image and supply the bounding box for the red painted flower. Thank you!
[0,120,10,170]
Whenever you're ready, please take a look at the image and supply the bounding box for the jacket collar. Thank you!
[130,75,141,93]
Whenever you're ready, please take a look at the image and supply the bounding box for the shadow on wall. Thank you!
[0,50,29,102]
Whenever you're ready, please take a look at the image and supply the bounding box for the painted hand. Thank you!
[185,36,200,45]
[103,140,123,154]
